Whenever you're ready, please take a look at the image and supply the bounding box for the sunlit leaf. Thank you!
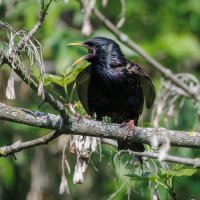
[160,167,198,178]
[174,169,198,177]
[44,74,66,86]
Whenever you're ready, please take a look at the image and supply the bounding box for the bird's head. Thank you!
[68,37,127,68]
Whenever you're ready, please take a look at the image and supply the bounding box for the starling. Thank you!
[68,37,155,152]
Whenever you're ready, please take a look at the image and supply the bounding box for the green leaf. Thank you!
[160,169,177,177]
[44,74,66,87]
[63,64,88,86]
[160,168,198,178]
[125,173,156,182]
[65,64,88,76]
[174,168,198,177]
[41,63,88,88]
[31,66,41,81]
[173,164,184,172]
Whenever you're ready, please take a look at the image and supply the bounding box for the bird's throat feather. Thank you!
[95,63,123,89]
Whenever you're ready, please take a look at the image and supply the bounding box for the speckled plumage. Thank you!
[76,37,155,151]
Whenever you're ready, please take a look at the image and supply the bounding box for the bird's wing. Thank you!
[76,65,92,114]
[125,63,156,109]
[141,74,156,109]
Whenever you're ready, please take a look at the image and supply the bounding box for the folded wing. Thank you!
[76,66,92,114]
[125,63,156,109]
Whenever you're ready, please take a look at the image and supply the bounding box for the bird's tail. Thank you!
[117,140,144,164]
[117,139,144,152]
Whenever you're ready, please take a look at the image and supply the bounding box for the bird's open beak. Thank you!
[68,42,93,68]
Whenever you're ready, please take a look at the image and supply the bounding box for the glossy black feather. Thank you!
[76,37,155,152]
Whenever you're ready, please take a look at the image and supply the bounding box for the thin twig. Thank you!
[116,0,126,28]
[123,150,200,168]
[0,131,61,157]
[4,56,69,123]
[102,139,200,168]
[15,0,54,53]
[0,51,6,67]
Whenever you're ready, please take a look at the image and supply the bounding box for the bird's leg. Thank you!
[71,115,83,121]
[121,120,135,139]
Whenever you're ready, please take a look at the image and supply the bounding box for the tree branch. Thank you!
[14,0,54,53]
[102,139,200,168]
[1,0,69,122]
[1,135,200,168]
[1,103,200,148]
[92,8,199,102]
[141,151,200,167]
[0,51,6,67]
[0,131,61,157]
[3,55,69,123]
[1,104,200,168]
[122,150,200,168]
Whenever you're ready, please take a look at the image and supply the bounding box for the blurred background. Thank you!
[0,0,200,199]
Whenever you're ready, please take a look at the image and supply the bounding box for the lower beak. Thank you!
[68,42,93,68]
[69,54,90,68]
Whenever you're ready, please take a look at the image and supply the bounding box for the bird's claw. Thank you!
[72,114,83,121]
[122,120,135,140]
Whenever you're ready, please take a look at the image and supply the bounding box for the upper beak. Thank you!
[68,42,83,46]
[68,42,93,51]
[68,42,93,68]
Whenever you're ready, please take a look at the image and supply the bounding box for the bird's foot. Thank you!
[121,120,135,140]
[71,114,83,121]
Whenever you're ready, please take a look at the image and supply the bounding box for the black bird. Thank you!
[69,37,155,152]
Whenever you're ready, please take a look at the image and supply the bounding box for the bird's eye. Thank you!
[95,43,99,48]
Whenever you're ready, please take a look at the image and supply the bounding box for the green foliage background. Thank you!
[0,0,200,199]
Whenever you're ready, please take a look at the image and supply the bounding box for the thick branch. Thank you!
[92,8,199,102]
[1,103,200,149]
[1,103,200,167]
